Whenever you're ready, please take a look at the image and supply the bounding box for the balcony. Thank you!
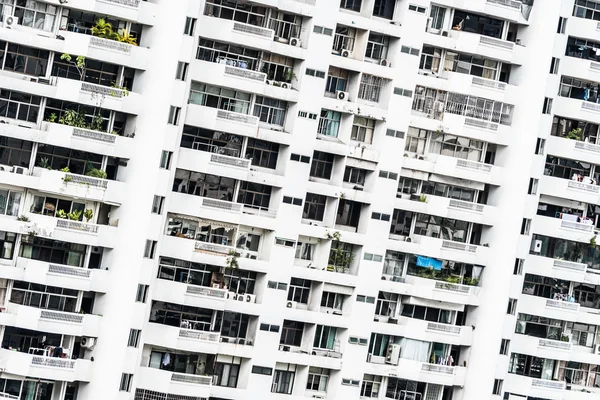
[399,275,480,306]
[394,194,497,226]
[525,254,587,285]
[518,294,580,323]
[57,0,156,25]
[533,215,595,243]
[511,334,572,363]
[402,153,502,185]
[0,257,110,293]
[0,302,101,337]
[366,356,466,387]
[553,96,600,127]
[144,322,220,355]
[152,279,228,312]
[504,374,566,400]
[31,167,125,206]
[545,135,600,166]
[538,175,600,205]
[373,316,473,346]
[185,104,258,137]
[0,348,92,382]
[424,28,525,65]
[136,366,212,398]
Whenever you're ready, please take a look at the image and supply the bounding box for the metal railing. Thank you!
[72,127,117,144]
[552,259,587,272]
[545,299,580,312]
[538,338,572,351]
[185,285,227,299]
[48,264,92,278]
[531,379,565,390]
[560,220,594,233]
[421,363,455,374]
[456,159,493,173]
[81,82,126,98]
[426,322,461,335]
[171,373,213,386]
[464,118,499,131]
[201,197,243,213]
[448,199,485,213]
[98,0,140,7]
[209,153,250,169]
[486,0,522,9]
[567,180,600,193]
[224,65,266,82]
[575,141,600,154]
[441,240,477,253]
[64,174,108,189]
[233,22,273,39]
[434,281,471,294]
[56,219,99,234]
[479,35,514,50]
[32,355,75,369]
[216,110,258,125]
[178,328,220,342]
[332,34,355,53]
[89,36,132,54]
[471,76,507,90]
[40,310,84,324]
[194,241,233,255]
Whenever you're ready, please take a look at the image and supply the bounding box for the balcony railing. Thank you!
[471,76,507,91]
[448,200,484,213]
[32,355,75,369]
[479,36,514,51]
[48,263,92,278]
[101,0,141,7]
[434,281,472,294]
[486,0,522,9]
[71,127,117,144]
[441,240,477,253]
[426,322,461,335]
[224,65,266,82]
[545,299,580,312]
[464,117,499,131]
[421,363,454,374]
[40,310,84,324]
[171,373,212,386]
[567,180,600,194]
[56,219,99,234]
[233,22,274,39]
[216,110,259,125]
[538,338,572,351]
[209,153,251,169]
[194,241,233,255]
[80,82,126,98]
[552,259,587,272]
[531,379,566,390]
[456,159,493,173]
[65,174,108,189]
[89,36,132,54]
[185,285,227,299]
[201,197,243,213]
[560,220,594,233]
[178,328,220,342]
[575,141,600,154]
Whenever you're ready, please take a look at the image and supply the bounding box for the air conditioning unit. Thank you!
[441,30,449,37]
[226,292,237,300]
[81,337,96,349]
[237,294,245,301]
[595,344,600,355]
[212,283,221,289]
[4,16,17,29]
[245,294,256,303]
[265,80,272,85]
[312,394,326,399]
[336,90,349,101]
[290,37,301,47]
[385,343,401,365]
[0,164,11,172]
[286,301,298,309]
[333,309,342,315]
[341,49,352,58]
[379,59,390,67]
[405,237,412,243]
[281,82,291,89]
[12,166,25,174]
[37,77,52,85]
[532,239,543,253]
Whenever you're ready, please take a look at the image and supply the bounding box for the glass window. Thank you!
[306,367,329,392]
[317,109,341,137]
[310,151,334,179]
[15,0,57,32]
[253,96,287,127]
[189,82,252,114]
[303,193,326,221]
[246,138,278,169]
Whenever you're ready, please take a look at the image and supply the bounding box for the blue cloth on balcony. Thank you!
[416,256,443,270]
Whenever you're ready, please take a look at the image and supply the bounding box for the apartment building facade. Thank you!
[0,0,598,400]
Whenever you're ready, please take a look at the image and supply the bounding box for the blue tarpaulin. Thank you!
[416,256,443,270]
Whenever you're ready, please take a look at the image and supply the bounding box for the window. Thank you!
[246,138,279,169]
[364,253,383,262]
[9,281,78,312]
[15,1,57,32]
[197,38,260,69]
[314,25,333,36]
[420,46,442,74]
[175,61,189,80]
[260,323,280,332]
[493,379,503,395]
[0,89,41,123]
[401,46,419,56]
[550,57,560,74]
[167,106,181,125]
[189,82,251,114]
[288,278,310,303]
[365,32,389,61]
[444,51,499,80]
[2,42,49,77]
[528,178,538,195]
[20,237,86,267]
[507,298,517,315]
[275,238,295,247]
[238,181,272,209]
[359,74,385,102]
[305,68,326,79]
[393,87,413,97]
[371,212,390,221]
[282,196,302,206]
[409,4,426,13]
[0,189,21,217]
[373,0,395,19]
[360,374,382,398]
[143,240,157,259]
[173,170,236,200]
[351,117,376,143]
[344,167,366,186]
[521,219,531,235]
[280,320,304,346]
[214,362,240,388]
[30,195,86,220]
[567,322,596,347]
[356,295,376,304]
[135,284,149,303]
[303,193,326,221]
[397,177,421,197]
[514,259,524,275]
[159,151,172,169]
[0,230,16,260]
[151,195,165,214]
[306,367,329,392]
[252,366,273,375]
[375,291,398,317]
[318,109,342,137]
[295,241,314,260]
[268,281,288,291]
[535,138,545,155]
[184,17,196,36]
[386,129,404,138]
[333,25,356,53]
[325,67,349,96]
[310,151,334,179]
[379,171,397,180]
[500,339,510,355]
[414,214,470,242]
[254,96,287,127]
[542,97,553,114]
[404,127,428,154]
[272,370,295,394]
[341,0,362,12]
[421,181,476,202]
[557,16,567,34]
[390,209,414,236]
[128,329,141,348]
[574,0,600,20]
[119,373,133,392]
[204,0,267,25]
[321,291,344,310]
[298,111,317,120]
[429,131,484,162]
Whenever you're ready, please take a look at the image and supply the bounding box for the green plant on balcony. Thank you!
[116,29,138,46]
[38,157,51,170]
[56,209,68,219]
[284,68,296,83]
[419,194,427,202]
[225,250,240,269]
[91,18,115,39]
[67,209,82,221]
[60,53,86,81]
[591,236,597,247]
[60,167,70,173]
[83,209,94,223]
[17,215,29,222]
[86,168,108,179]
[326,231,354,273]
[566,128,583,141]
[110,82,130,97]
[89,113,104,132]
[560,334,570,342]
[47,113,57,123]
[58,109,87,128]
